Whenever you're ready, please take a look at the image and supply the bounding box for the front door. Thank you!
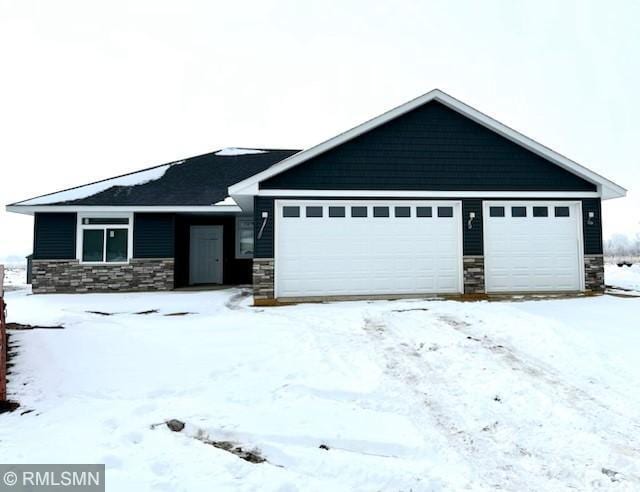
[189,225,223,285]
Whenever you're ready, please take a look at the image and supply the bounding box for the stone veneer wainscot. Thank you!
[32,258,174,293]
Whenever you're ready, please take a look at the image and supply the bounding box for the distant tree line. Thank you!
[604,233,640,259]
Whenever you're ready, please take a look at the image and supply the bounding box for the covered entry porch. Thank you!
[173,214,253,288]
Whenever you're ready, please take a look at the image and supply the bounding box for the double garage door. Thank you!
[274,200,583,298]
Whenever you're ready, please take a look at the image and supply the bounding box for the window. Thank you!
[329,206,345,217]
[82,230,104,262]
[306,206,323,218]
[236,218,254,258]
[438,206,453,218]
[351,206,367,217]
[533,206,548,217]
[555,206,570,217]
[511,206,527,217]
[416,207,432,218]
[283,206,300,217]
[395,206,410,217]
[373,206,389,217]
[489,206,505,217]
[82,217,129,225]
[79,215,131,263]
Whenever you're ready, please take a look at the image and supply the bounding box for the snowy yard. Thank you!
[1,270,639,490]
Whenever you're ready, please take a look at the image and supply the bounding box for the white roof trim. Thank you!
[6,205,242,216]
[256,189,600,199]
[229,89,626,200]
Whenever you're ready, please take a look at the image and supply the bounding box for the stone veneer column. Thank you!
[584,254,605,293]
[463,255,485,295]
[252,258,275,305]
[31,258,174,293]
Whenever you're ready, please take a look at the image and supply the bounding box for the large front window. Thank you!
[79,215,132,263]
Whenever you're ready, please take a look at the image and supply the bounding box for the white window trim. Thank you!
[76,212,134,264]
[235,217,254,259]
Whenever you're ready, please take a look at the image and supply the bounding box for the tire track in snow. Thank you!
[362,314,538,491]
[362,310,640,490]
[436,313,640,456]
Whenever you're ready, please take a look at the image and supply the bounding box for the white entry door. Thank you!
[275,200,462,298]
[483,201,583,293]
[189,225,223,285]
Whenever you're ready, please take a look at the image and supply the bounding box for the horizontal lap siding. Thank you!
[33,213,77,260]
[582,198,603,254]
[254,196,275,258]
[462,199,483,255]
[133,213,175,258]
[261,101,596,192]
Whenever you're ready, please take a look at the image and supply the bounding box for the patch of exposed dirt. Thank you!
[154,419,268,464]
[163,312,194,317]
[6,323,64,330]
[134,309,159,315]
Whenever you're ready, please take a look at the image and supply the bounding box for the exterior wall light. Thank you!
[587,211,595,225]
[258,211,269,239]
[468,211,476,230]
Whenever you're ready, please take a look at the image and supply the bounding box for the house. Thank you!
[7,90,626,303]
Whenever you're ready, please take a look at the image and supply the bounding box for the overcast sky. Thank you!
[1,0,638,261]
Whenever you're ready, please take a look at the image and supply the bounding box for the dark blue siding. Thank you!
[133,213,175,258]
[33,213,77,260]
[262,101,595,192]
[254,196,275,258]
[581,198,603,254]
[462,199,483,255]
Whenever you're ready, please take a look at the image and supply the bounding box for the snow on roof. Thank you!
[16,162,177,206]
[213,196,238,206]
[214,148,267,156]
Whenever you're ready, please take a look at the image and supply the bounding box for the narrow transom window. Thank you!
[394,206,410,217]
[416,207,432,218]
[489,206,505,217]
[82,217,129,225]
[329,206,345,217]
[351,206,368,218]
[533,206,548,217]
[306,206,323,218]
[283,206,300,217]
[554,206,570,217]
[373,206,389,217]
[511,206,527,217]
[437,206,453,218]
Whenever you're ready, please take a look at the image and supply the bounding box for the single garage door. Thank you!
[484,201,583,293]
[275,200,462,298]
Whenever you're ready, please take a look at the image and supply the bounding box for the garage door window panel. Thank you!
[329,206,345,217]
[417,207,432,218]
[511,206,527,217]
[306,206,323,218]
[533,206,549,217]
[438,206,453,218]
[283,206,300,218]
[373,207,389,218]
[351,206,368,218]
[489,206,505,217]
[555,206,570,217]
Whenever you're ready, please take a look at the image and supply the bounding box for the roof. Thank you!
[8,148,299,211]
[229,89,626,200]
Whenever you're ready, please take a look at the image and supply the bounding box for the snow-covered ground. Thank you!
[1,264,27,291]
[605,263,640,292]
[1,281,639,490]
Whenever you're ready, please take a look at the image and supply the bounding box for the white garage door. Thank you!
[484,201,583,293]
[275,200,462,298]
